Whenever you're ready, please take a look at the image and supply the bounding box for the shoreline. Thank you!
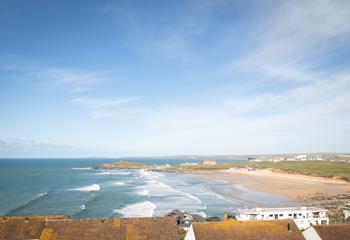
[189,168,350,222]
[190,168,350,200]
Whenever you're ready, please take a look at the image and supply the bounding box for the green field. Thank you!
[182,161,350,182]
[247,161,350,181]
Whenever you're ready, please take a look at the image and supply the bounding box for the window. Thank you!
[288,214,292,217]
[279,214,283,217]
[269,214,273,217]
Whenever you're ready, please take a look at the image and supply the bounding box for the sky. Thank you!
[1,0,350,157]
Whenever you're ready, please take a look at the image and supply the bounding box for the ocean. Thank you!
[0,158,292,219]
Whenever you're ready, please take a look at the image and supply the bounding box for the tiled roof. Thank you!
[192,220,305,240]
[313,224,350,240]
[0,216,179,240]
[0,216,69,240]
[40,217,179,240]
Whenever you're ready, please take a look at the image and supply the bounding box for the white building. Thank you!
[342,203,350,221]
[236,206,329,230]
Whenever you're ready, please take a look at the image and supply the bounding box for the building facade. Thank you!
[236,206,329,230]
[342,204,350,221]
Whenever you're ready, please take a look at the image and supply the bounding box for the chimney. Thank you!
[224,214,228,221]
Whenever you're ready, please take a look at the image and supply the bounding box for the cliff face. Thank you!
[96,161,152,169]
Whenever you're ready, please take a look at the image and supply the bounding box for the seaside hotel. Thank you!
[236,206,329,230]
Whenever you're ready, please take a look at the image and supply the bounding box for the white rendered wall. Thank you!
[302,227,322,240]
[184,225,196,240]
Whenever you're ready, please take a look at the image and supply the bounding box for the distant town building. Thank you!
[202,160,217,165]
[303,224,350,240]
[236,206,329,230]
[184,219,305,240]
[342,203,350,222]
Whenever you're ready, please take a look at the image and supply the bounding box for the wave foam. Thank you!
[5,191,49,215]
[37,192,48,198]
[138,169,151,177]
[136,189,149,196]
[137,179,202,204]
[71,184,101,192]
[72,167,92,170]
[114,181,126,186]
[96,170,130,175]
[114,201,156,217]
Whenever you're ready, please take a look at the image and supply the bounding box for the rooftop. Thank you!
[0,216,70,240]
[191,220,305,240]
[0,216,179,240]
[313,224,350,240]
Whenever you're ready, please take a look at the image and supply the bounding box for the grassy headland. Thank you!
[180,161,350,182]
[97,161,151,169]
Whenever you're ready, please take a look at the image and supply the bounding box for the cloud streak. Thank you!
[229,0,350,82]
[1,62,139,119]
[2,64,111,93]
[0,138,115,158]
[71,96,140,118]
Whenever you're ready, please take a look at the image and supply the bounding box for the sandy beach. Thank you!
[192,168,350,200]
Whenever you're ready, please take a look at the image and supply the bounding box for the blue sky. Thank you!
[1,0,350,157]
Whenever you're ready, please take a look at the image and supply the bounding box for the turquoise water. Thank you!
[0,158,291,218]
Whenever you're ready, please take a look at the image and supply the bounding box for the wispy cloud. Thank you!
[228,0,350,82]
[2,64,111,93]
[225,71,350,115]
[100,0,232,62]
[71,96,139,109]
[0,138,115,158]
[71,96,140,118]
[1,62,139,118]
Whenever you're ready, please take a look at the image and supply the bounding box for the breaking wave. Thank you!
[114,201,156,217]
[37,192,48,197]
[5,191,50,215]
[71,184,101,192]
[95,170,131,175]
[114,181,126,186]
[135,189,149,196]
[136,178,202,204]
[72,167,92,170]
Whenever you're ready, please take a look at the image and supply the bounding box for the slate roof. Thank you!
[0,216,179,240]
[191,220,305,240]
[313,224,350,240]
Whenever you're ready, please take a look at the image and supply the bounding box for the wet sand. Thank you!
[192,169,350,200]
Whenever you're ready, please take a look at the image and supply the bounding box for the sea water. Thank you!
[0,158,292,218]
